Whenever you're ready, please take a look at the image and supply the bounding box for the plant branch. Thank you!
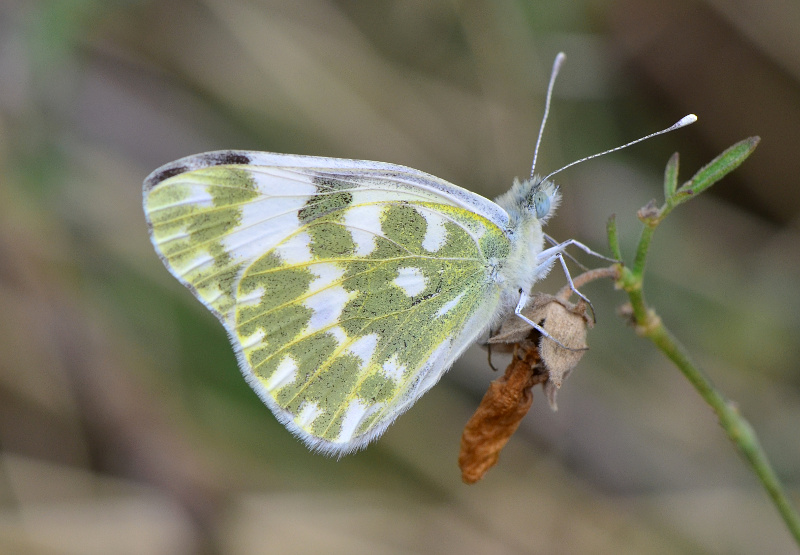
[609,137,800,546]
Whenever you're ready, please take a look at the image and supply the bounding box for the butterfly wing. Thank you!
[144,150,512,455]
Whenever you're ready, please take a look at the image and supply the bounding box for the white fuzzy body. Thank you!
[492,176,561,315]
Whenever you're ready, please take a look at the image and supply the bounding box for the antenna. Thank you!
[540,114,698,183]
[530,52,566,179]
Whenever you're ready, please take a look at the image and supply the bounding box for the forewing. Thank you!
[144,151,512,454]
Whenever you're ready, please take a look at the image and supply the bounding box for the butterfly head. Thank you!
[528,178,559,221]
[495,176,561,225]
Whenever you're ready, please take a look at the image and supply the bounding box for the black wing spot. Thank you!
[313,176,354,192]
[204,152,252,166]
[298,190,353,223]
[153,165,189,183]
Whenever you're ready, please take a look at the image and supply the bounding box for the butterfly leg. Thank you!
[544,234,617,263]
[544,233,590,271]
[535,245,596,322]
[514,289,577,350]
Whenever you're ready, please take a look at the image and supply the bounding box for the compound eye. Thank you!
[533,190,550,219]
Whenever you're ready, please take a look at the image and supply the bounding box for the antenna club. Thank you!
[538,112,698,184]
[527,54,696,185]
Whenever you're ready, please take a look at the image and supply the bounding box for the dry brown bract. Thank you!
[459,294,592,484]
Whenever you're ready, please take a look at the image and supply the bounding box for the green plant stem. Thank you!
[616,256,800,546]
[630,297,800,545]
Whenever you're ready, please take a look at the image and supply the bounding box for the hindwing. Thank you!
[144,151,512,454]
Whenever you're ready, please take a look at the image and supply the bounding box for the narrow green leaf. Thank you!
[606,214,622,261]
[663,152,680,200]
[673,137,760,206]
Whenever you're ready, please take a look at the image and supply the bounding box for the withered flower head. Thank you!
[459,294,592,484]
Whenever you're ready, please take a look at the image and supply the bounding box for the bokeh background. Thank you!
[1,1,799,553]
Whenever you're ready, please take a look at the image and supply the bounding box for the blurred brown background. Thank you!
[1,1,798,553]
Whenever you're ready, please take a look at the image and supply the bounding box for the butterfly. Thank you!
[142,53,695,455]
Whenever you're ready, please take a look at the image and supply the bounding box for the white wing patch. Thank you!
[308,262,346,291]
[327,326,348,347]
[304,285,355,332]
[265,355,297,391]
[222,199,308,263]
[274,231,314,264]
[382,353,406,382]
[238,285,265,307]
[346,333,379,369]
[342,203,385,257]
[251,168,317,196]
[240,328,266,350]
[296,402,323,427]
[393,267,427,297]
[419,209,448,252]
[435,292,465,318]
[338,400,373,443]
